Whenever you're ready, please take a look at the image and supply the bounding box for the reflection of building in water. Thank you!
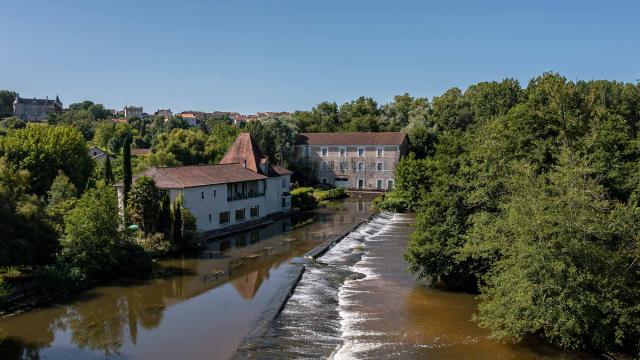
[231,268,270,300]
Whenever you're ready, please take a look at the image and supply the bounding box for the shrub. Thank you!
[372,192,410,212]
[315,187,348,201]
[136,232,173,257]
[291,187,318,210]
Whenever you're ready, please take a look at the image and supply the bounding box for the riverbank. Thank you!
[235,211,593,359]
[0,198,373,360]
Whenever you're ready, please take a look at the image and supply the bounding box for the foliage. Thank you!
[103,155,114,184]
[289,157,318,186]
[291,187,318,210]
[47,171,78,206]
[122,135,132,212]
[0,158,58,266]
[0,116,26,129]
[371,192,410,212]
[60,185,150,281]
[0,90,17,118]
[135,232,172,257]
[245,117,298,167]
[0,124,92,196]
[314,187,348,201]
[393,72,640,354]
[127,176,160,235]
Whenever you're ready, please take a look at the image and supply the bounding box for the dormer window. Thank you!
[339,147,346,157]
[358,147,364,157]
[377,147,384,157]
[321,147,328,156]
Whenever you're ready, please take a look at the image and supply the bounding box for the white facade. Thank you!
[116,175,291,234]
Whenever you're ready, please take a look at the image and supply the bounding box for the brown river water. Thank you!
[0,199,592,360]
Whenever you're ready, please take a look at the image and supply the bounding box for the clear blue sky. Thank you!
[2,0,638,114]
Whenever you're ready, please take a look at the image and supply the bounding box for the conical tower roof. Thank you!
[220,133,268,174]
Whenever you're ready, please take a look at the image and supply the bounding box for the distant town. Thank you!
[11,92,292,126]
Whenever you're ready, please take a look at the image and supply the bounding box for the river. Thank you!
[1,200,591,359]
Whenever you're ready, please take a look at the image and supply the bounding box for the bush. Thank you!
[372,192,410,212]
[291,187,318,210]
[136,232,173,257]
[0,278,11,305]
[315,187,348,201]
[34,264,87,294]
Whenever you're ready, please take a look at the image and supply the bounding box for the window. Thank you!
[282,178,286,188]
[357,162,363,171]
[377,162,383,171]
[339,161,348,172]
[358,179,364,189]
[387,179,394,190]
[201,191,205,199]
[339,147,346,157]
[321,147,328,156]
[208,214,212,222]
[219,211,230,224]
[321,178,327,184]
[227,184,232,201]
[213,189,216,197]
[250,205,259,218]
[304,146,310,157]
[235,208,245,221]
[358,147,364,157]
[282,197,286,207]
[377,179,383,190]
[377,147,383,157]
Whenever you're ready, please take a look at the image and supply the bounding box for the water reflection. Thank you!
[0,199,373,360]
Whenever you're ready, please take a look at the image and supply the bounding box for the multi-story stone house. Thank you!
[12,94,62,121]
[122,105,143,118]
[116,133,292,236]
[295,132,409,191]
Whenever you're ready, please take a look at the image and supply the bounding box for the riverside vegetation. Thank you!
[376,73,640,357]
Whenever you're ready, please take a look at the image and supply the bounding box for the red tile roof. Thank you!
[271,165,293,176]
[296,132,407,146]
[131,148,151,156]
[126,164,268,189]
[219,133,268,174]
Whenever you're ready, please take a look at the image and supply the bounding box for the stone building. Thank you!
[12,94,62,121]
[294,132,409,191]
[122,106,143,118]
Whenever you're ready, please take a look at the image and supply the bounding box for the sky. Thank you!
[1,0,639,114]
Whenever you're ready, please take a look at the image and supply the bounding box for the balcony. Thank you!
[227,190,265,202]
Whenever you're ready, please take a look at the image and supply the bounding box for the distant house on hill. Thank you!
[13,94,62,122]
[88,146,108,161]
[294,132,409,191]
[115,133,292,235]
[122,106,143,119]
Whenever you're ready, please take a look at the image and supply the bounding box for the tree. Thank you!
[465,154,640,353]
[0,116,26,129]
[158,192,171,237]
[122,136,132,213]
[245,117,298,167]
[0,125,92,196]
[48,171,78,206]
[338,96,380,131]
[104,155,114,184]
[60,185,150,280]
[171,200,183,248]
[0,90,17,118]
[127,176,160,234]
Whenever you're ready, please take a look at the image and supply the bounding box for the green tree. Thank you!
[122,136,132,213]
[0,124,92,196]
[127,176,160,234]
[104,155,114,184]
[48,171,78,206]
[171,200,183,248]
[0,90,17,118]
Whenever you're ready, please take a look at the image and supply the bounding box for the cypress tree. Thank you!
[158,192,171,236]
[122,136,132,212]
[172,201,183,249]
[104,155,114,184]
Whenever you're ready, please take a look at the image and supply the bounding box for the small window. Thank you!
[208,214,212,222]
[377,179,383,189]
[387,179,394,190]
[282,178,286,188]
[250,205,259,217]
[213,189,216,197]
[321,147,328,156]
[235,208,245,221]
[340,161,348,171]
[201,191,205,199]
[358,147,364,157]
[339,147,346,157]
[321,178,327,184]
[358,179,364,189]
[377,147,383,157]
[219,211,230,224]
[377,162,383,171]
[357,162,363,171]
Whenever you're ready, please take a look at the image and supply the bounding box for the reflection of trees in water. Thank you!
[0,199,371,359]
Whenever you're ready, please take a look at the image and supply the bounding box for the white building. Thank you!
[116,133,292,235]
